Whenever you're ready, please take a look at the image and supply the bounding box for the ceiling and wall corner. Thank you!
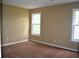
[3,0,79,9]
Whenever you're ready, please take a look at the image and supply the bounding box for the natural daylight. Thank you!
[0,0,79,58]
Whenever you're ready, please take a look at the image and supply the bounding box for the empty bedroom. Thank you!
[1,0,79,58]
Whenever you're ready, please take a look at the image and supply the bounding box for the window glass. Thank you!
[31,13,41,35]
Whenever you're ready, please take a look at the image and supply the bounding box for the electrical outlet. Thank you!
[54,39,57,42]
[6,38,8,40]
[59,41,62,43]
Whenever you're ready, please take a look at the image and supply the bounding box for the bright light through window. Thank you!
[31,13,41,35]
[72,9,79,42]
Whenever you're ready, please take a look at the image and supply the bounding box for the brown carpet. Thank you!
[2,41,79,58]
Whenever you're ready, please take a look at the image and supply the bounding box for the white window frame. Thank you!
[31,13,41,36]
[71,9,79,42]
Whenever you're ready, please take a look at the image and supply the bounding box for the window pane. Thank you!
[32,25,40,34]
[73,26,79,40]
[32,13,40,24]
[74,11,79,25]
[32,13,41,35]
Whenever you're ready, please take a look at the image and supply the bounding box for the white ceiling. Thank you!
[3,0,79,9]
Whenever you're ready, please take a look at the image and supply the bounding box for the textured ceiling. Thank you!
[3,0,79,9]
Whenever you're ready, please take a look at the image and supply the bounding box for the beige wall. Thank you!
[29,2,79,50]
[2,5,29,44]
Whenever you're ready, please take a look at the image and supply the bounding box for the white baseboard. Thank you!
[30,39,79,52]
[2,39,28,47]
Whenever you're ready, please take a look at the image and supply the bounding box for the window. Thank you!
[72,9,79,42]
[31,13,41,35]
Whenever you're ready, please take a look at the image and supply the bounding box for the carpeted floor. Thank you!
[2,41,79,58]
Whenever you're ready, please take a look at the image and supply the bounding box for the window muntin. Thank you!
[72,9,79,42]
[31,13,41,35]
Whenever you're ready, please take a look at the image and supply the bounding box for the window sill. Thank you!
[71,39,79,43]
[32,34,40,36]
